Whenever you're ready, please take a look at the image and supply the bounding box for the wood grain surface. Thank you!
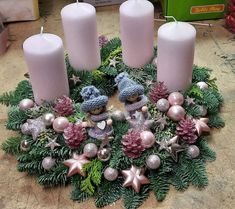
[0,1,235,209]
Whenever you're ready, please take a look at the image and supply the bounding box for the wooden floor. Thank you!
[0,1,235,209]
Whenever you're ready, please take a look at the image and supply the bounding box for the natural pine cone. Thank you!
[176,118,198,144]
[54,95,74,116]
[63,123,87,149]
[121,129,145,158]
[149,82,169,103]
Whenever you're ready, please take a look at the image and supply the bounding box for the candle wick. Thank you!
[165,16,178,23]
[40,26,44,36]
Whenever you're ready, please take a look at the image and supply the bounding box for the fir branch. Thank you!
[71,186,90,202]
[95,178,123,207]
[197,139,216,162]
[122,185,150,209]
[208,114,225,128]
[100,38,121,62]
[149,171,170,201]
[6,106,28,130]
[1,136,22,155]
[37,164,69,186]
[192,66,211,82]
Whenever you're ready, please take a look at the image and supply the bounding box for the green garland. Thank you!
[0,38,224,209]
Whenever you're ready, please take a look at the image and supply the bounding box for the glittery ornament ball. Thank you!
[19,98,34,110]
[20,140,30,151]
[198,105,207,117]
[146,154,161,169]
[97,148,111,161]
[53,117,69,133]
[196,82,208,90]
[83,143,98,158]
[111,110,126,121]
[168,92,184,106]
[140,131,155,148]
[187,145,200,158]
[156,98,170,112]
[42,113,55,127]
[104,167,119,181]
[167,105,186,121]
[42,156,56,170]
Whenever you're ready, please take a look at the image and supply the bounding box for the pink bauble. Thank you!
[140,131,155,148]
[196,82,208,90]
[53,117,69,133]
[167,105,186,121]
[156,98,170,112]
[168,92,184,106]
[19,98,34,110]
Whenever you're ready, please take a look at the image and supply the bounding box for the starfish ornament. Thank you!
[127,111,154,131]
[21,117,46,140]
[70,74,81,85]
[64,153,90,177]
[109,57,118,68]
[122,165,150,193]
[155,116,168,130]
[193,118,210,136]
[185,96,195,106]
[45,137,60,150]
[156,136,184,162]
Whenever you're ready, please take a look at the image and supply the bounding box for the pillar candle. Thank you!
[157,21,196,92]
[23,32,69,105]
[61,3,101,71]
[120,0,154,68]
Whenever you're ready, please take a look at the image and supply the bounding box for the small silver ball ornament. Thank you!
[156,98,170,112]
[198,105,207,117]
[140,131,155,148]
[196,82,208,90]
[187,145,200,158]
[146,154,161,169]
[111,110,126,121]
[104,167,119,181]
[42,113,55,127]
[42,156,56,170]
[97,148,111,161]
[20,140,30,151]
[167,105,186,121]
[83,143,98,158]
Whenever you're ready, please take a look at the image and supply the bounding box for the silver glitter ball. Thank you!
[19,98,34,110]
[42,156,56,170]
[21,123,31,135]
[196,82,208,90]
[146,154,161,169]
[104,167,119,181]
[156,98,170,112]
[42,113,55,127]
[20,140,30,151]
[111,110,126,121]
[97,148,111,162]
[83,143,98,158]
[198,105,207,117]
[187,145,200,158]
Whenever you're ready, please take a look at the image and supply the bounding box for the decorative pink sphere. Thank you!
[196,82,208,90]
[156,98,170,112]
[53,117,69,133]
[19,98,34,110]
[167,105,186,121]
[140,131,155,148]
[168,92,184,106]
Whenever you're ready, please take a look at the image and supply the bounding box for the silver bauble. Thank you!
[187,145,200,158]
[146,154,161,169]
[104,167,119,181]
[111,110,126,121]
[42,156,56,170]
[156,98,170,112]
[20,140,30,151]
[19,98,34,110]
[83,143,98,158]
[97,148,111,161]
[140,131,155,148]
[167,105,186,121]
[42,113,55,127]
[52,117,69,133]
[198,105,207,117]
[196,82,208,90]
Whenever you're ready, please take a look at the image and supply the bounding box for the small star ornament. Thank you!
[156,136,184,162]
[155,116,168,130]
[185,96,195,106]
[70,74,81,85]
[63,153,90,177]
[109,57,118,68]
[45,137,60,150]
[127,111,154,131]
[122,165,150,193]
[193,118,210,136]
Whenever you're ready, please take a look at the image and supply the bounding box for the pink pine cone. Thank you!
[121,129,145,158]
[54,95,74,116]
[63,123,87,149]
